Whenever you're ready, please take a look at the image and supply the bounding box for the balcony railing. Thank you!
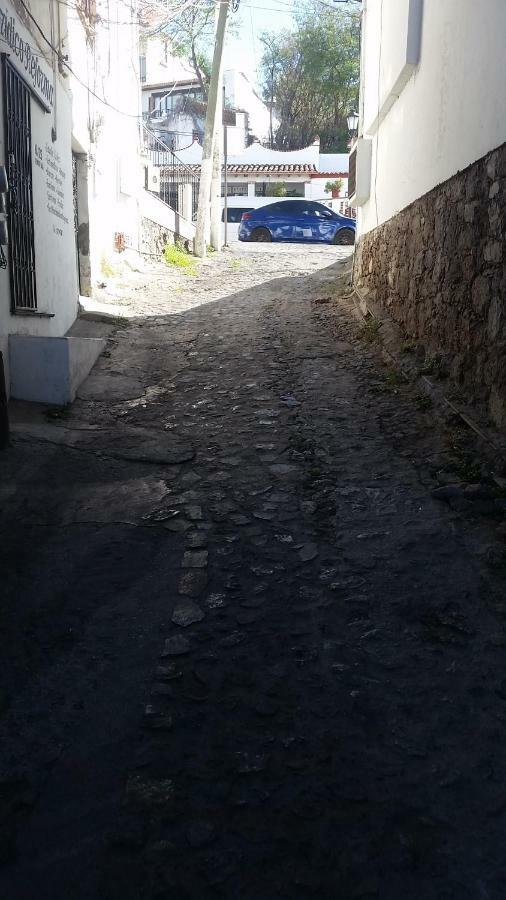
[142,125,200,220]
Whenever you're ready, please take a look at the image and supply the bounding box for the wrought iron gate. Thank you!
[72,153,81,294]
[2,55,37,312]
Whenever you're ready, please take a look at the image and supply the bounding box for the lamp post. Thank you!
[346,110,359,141]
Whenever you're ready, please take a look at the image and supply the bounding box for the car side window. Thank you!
[222,207,253,222]
[290,200,311,216]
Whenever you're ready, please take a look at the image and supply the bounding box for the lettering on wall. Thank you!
[0,5,54,108]
[37,143,69,234]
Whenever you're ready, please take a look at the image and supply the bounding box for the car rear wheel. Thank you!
[334,228,355,246]
[250,227,272,243]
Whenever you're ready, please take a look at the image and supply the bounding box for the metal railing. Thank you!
[142,125,200,221]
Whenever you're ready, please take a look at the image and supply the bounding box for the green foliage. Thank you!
[147,2,238,97]
[164,243,197,275]
[266,182,287,197]
[100,255,116,278]
[259,2,360,152]
[147,2,215,96]
[359,318,383,343]
[325,179,344,195]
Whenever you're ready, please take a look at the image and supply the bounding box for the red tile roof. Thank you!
[181,163,317,175]
[310,171,349,178]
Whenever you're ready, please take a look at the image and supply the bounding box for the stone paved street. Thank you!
[2,245,506,899]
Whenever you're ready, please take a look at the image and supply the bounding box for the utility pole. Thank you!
[194,0,231,258]
[223,84,229,247]
[209,74,224,251]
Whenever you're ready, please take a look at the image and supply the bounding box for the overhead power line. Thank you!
[16,0,202,119]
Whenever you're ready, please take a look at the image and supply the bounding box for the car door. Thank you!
[262,202,297,241]
[292,202,336,242]
[309,204,338,242]
[291,201,317,241]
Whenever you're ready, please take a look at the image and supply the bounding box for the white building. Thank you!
[0,0,99,403]
[175,138,350,204]
[351,0,506,426]
[223,69,272,145]
[0,0,194,405]
[140,34,271,154]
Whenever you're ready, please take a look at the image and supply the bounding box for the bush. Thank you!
[266,182,287,197]
[325,179,344,196]
[163,243,197,275]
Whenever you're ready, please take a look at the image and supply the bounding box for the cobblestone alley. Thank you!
[2,245,506,899]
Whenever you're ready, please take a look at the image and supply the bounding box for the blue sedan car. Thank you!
[238,199,356,245]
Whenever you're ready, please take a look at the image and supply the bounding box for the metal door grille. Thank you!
[2,56,37,311]
[72,153,81,294]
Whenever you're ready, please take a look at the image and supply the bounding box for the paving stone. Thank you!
[185,505,204,520]
[155,664,183,681]
[163,518,192,533]
[269,463,299,477]
[219,631,247,647]
[206,592,227,608]
[126,774,175,807]
[179,571,208,597]
[229,514,251,526]
[297,542,319,562]
[162,635,191,656]
[143,705,173,730]
[185,531,208,549]
[172,600,205,627]
[181,550,209,569]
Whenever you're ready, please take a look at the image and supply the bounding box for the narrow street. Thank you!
[2,245,506,899]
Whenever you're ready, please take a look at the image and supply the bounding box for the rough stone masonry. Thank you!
[354,141,506,428]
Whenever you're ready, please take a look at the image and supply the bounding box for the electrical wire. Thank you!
[15,0,202,119]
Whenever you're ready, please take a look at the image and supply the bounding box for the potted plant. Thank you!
[325,179,344,198]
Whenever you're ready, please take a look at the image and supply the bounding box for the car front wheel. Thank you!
[333,228,355,246]
[250,227,272,243]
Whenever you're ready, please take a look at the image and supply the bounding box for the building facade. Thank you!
[351,0,506,427]
[0,0,192,404]
[174,138,351,206]
[0,0,98,402]
[140,34,271,154]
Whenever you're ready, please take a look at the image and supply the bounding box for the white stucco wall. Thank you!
[358,0,506,236]
[309,177,349,202]
[67,0,143,279]
[0,0,78,340]
[142,36,195,92]
[223,70,272,143]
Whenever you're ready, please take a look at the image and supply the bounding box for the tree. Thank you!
[259,3,360,152]
[152,0,216,97]
[266,182,287,197]
[259,33,285,149]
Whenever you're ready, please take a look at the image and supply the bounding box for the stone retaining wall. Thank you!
[141,217,175,259]
[354,143,506,427]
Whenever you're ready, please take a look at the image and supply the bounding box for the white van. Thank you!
[221,205,254,243]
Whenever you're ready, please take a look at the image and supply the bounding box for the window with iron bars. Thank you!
[221,182,248,197]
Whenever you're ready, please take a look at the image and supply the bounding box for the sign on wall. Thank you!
[0,2,54,110]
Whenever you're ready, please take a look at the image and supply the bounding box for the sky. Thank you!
[223,0,295,85]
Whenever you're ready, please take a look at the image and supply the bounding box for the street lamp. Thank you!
[346,110,359,138]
